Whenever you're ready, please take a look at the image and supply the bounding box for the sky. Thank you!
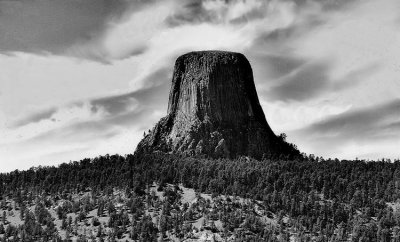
[0,0,400,172]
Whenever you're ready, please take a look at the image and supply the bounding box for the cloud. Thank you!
[1,0,400,171]
[90,66,172,116]
[0,95,164,171]
[166,0,356,27]
[0,0,158,61]
[301,99,400,138]
[0,0,341,62]
[249,54,306,80]
[0,0,125,52]
[331,63,381,91]
[265,61,331,102]
[290,99,400,159]
[166,0,266,26]
[258,59,381,103]
[90,94,139,117]
[0,0,363,63]
[0,102,106,145]
[98,0,177,61]
[0,52,149,117]
[11,107,58,128]
[26,119,119,145]
[6,66,171,137]
[0,63,172,169]
[165,1,211,26]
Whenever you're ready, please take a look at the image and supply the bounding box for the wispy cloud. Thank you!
[249,54,306,80]
[11,107,58,128]
[291,100,400,159]
[299,100,400,139]
[0,62,171,170]
[262,61,381,103]
[265,61,331,102]
[89,66,171,116]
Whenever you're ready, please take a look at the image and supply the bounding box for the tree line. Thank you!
[1,153,400,240]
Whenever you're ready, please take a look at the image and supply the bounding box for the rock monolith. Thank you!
[135,51,299,159]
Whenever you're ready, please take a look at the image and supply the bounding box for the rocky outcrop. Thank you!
[135,51,299,159]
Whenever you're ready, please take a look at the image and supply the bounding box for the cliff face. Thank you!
[135,51,299,159]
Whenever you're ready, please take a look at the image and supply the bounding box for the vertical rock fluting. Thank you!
[135,51,299,159]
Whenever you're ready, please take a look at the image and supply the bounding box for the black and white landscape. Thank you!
[1,0,400,241]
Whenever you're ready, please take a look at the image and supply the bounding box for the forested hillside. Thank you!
[1,153,400,241]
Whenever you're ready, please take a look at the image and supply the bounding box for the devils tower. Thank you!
[135,51,299,159]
